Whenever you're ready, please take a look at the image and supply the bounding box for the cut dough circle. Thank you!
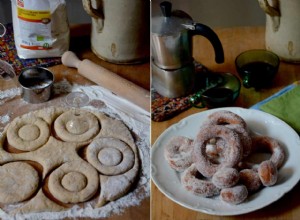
[48,161,99,204]
[0,162,39,204]
[7,116,50,151]
[61,171,87,192]
[54,110,100,142]
[87,137,135,176]
[0,107,140,214]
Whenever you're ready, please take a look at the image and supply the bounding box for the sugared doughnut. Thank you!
[164,136,193,172]
[205,110,247,129]
[258,160,278,186]
[204,110,252,158]
[239,169,261,192]
[252,136,285,169]
[220,185,248,205]
[193,125,243,177]
[231,126,252,158]
[212,168,239,189]
[163,110,286,205]
[181,164,220,197]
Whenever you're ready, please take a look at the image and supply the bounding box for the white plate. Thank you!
[151,107,300,216]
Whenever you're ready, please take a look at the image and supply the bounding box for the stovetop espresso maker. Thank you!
[151,1,224,98]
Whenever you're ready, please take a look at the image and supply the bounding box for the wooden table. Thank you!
[0,24,150,220]
[151,26,300,220]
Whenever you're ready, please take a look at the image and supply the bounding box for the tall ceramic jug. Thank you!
[258,0,300,62]
[82,0,150,64]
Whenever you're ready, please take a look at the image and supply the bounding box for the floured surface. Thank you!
[0,79,150,219]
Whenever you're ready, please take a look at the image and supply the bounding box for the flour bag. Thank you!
[11,0,70,59]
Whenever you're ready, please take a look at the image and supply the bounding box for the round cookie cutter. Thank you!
[18,67,54,103]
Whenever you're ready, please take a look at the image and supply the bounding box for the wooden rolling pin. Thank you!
[61,51,150,112]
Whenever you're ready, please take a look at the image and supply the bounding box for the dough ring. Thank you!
[48,161,99,204]
[0,162,39,204]
[54,109,100,142]
[164,136,193,172]
[87,137,135,175]
[204,110,252,158]
[7,116,50,151]
[181,164,220,197]
[193,125,243,177]
[251,136,285,169]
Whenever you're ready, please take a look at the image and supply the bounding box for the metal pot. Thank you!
[151,1,224,98]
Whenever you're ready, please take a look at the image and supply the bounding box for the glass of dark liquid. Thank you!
[235,49,280,89]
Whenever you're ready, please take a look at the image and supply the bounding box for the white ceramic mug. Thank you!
[258,0,300,62]
[82,0,150,64]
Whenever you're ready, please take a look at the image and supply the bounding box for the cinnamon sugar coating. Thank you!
[239,169,261,192]
[164,136,193,172]
[204,110,252,158]
[181,164,220,197]
[220,185,248,205]
[193,125,243,178]
[212,168,240,189]
[258,160,278,186]
[252,136,285,169]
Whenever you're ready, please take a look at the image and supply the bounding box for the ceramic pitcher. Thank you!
[82,0,150,64]
[258,0,300,62]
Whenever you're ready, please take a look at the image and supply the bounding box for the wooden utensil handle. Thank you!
[62,51,150,112]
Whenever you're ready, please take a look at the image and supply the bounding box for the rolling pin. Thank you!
[61,51,150,112]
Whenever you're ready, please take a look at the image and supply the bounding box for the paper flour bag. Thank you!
[11,0,70,59]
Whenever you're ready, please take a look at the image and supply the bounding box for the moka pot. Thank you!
[151,1,224,98]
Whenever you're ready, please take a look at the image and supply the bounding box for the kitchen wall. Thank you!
[1,0,266,27]
[151,0,266,27]
[0,0,91,24]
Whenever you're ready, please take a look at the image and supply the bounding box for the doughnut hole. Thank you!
[18,124,40,141]
[239,169,261,193]
[98,148,123,166]
[212,168,239,189]
[61,171,87,192]
[66,118,89,135]
[220,185,248,205]
[258,160,278,186]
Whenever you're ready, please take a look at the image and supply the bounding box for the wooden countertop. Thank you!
[0,24,150,220]
[151,26,300,220]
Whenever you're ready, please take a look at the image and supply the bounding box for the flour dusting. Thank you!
[0,78,150,219]
[0,87,21,105]
[0,114,10,124]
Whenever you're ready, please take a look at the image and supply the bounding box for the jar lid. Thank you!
[151,1,193,35]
